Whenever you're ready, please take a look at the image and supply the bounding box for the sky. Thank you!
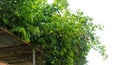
[68,0,120,65]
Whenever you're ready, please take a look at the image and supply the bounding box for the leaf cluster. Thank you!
[0,0,107,65]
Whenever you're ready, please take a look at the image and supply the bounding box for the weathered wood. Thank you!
[9,61,33,65]
[0,52,42,63]
[0,33,22,48]
[0,27,30,48]
[0,44,32,57]
[0,29,24,48]
[0,28,45,65]
[9,60,45,65]
[1,53,32,63]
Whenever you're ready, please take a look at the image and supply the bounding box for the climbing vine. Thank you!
[0,0,107,65]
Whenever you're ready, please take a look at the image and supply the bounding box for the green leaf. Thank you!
[2,18,9,25]
[0,0,107,65]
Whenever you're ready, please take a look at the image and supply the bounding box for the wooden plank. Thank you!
[9,60,32,65]
[0,52,42,64]
[0,27,30,48]
[0,33,22,48]
[0,28,45,65]
[0,44,32,57]
[3,53,33,63]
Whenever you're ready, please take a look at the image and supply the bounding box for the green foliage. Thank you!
[0,0,107,65]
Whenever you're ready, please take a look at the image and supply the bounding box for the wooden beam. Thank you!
[0,52,41,63]
[0,45,32,57]
[0,27,31,46]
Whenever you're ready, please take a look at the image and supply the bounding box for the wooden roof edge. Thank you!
[0,27,31,46]
[0,27,44,53]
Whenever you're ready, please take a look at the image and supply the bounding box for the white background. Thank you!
[68,0,120,65]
